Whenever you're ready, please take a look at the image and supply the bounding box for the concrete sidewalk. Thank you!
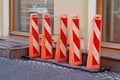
[0,58,120,80]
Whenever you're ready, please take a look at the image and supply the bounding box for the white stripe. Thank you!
[61,21,67,35]
[32,36,39,52]
[93,45,99,63]
[44,19,51,35]
[73,43,80,59]
[94,22,100,40]
[60,40,66,57]
[32,19,39,33]
[45,39,52,54]
[72,22,80,39]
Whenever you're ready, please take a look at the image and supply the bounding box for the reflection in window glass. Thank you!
[103,0,120,43]
[14,0,54,34]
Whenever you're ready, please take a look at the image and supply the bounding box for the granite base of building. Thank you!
[0,37,29,59]
[0,37,120,72]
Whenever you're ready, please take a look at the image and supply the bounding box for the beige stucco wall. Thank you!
[0,0,89,49]
[0,0,3,36]
[54,0,88,49]
[82,0,88,49]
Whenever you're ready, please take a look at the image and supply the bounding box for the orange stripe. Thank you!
[61,18,67,28]
[93,32,100,53]
[44,28,52,45]
[95,20,101,31]
[60,29,67,46]
[44,18,51,27]
[73,31,80,49]
[32,17,38,27]
[72,19,79,29]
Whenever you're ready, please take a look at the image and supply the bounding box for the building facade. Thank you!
[0,0,3,36]
[0,0,120,71]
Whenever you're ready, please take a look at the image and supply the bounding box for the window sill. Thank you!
[9,31,42,38]
[82,49,120,61]
[102,42,120,49]
[101,50,120,60]
[9,31,29,37]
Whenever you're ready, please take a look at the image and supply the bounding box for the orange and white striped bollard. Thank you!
[69,14,82,66]
[41,13,53,60]
[86,15,102,69]
[29,13,40,58]
[55,14,68,62]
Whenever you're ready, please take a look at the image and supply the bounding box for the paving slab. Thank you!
[0,37,29,59]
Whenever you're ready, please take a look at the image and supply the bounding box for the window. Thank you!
[103,0,120,43]
[10,0,86,47]
[13,0,54,34]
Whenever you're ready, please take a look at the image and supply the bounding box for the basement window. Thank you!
[102,0,120,49]
[13,0,54,34]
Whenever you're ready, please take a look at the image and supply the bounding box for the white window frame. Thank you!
[87,0,96,49]
[3,0,9,36]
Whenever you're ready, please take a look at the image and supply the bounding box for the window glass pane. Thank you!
[14,0,54,34]
[103,0,120,43]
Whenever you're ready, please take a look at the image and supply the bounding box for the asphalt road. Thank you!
[0,57,120,80]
